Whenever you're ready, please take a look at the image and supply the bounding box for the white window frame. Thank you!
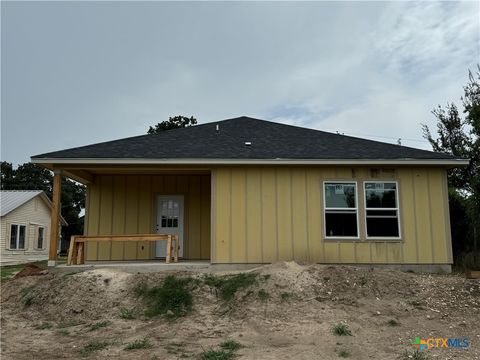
[36,226,45,250]
[9,224,27,250]
[363,181,401,240]
[323,181,359,239]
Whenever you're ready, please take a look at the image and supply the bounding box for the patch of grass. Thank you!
[402,349,430,360]
[165,342,186,355]
[258,289,269,302]
[20,286,36,306]
[199,349,234,360]
[262,274,271,280]
[338,349,350,358]
[135,275,194,318]
[1,264,24,281]
[387,319,399,327]
[119,308,137,320]
[0,260,47,281]
[34,322,53,330]
[88,320,111,331]
[56,329,70,336]
[280,292,293,302]
[79,340,109,357]
[124,338,153,351]
[332,323,352,336]
[358,277,367,286]
[219,340,242,352]
[204,273,257,301]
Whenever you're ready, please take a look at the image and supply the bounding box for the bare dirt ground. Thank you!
[1,262,479,360]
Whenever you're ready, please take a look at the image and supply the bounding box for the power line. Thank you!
[341,131,429,144]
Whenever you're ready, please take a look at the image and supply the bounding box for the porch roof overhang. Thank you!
[31,157,470,185]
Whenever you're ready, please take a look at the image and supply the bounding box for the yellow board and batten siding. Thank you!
[211,166,452,265]
[85,174,211,261]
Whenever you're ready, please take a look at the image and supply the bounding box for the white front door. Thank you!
[156,195,184,258]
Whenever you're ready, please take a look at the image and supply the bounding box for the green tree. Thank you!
[422,66,480,266]
[147,115,197,134]
[0,162,86,253]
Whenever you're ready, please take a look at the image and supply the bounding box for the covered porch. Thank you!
[45,165,211,266]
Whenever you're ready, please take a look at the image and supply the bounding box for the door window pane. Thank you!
[160,199,180,228]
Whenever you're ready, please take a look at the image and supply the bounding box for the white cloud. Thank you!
[2,1,478,163]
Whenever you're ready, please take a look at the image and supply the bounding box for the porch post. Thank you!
[48,169,62,267]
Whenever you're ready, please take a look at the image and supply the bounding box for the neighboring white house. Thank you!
[0,190,67,265]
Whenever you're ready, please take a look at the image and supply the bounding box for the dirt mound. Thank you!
[1,262,479,360]
[12,264,48,279]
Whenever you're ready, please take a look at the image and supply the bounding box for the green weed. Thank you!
[199,349,234,360]
[387,319,399,327]
[79,340,109,357]
[204,273,257,301]
[332,323,352,336]
[119,308,137,320]
[88,321,111,331]
[258,289,269,302]
[135,275,194,318]
[34,323,53,330]
[219,340,242,351]
[339,349,350,358]
[124,338,153,350]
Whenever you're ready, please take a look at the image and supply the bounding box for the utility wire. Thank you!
[341,131,429,144]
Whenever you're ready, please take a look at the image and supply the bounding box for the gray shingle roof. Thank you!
[31,116,459,161]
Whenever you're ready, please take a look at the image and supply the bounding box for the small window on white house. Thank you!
[364,182,400,238]
[37,227,45,249]
[10,224,26,249]
[324,182,358,238]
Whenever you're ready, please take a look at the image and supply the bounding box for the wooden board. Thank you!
[67,234,178,265]
[467,271,480,279]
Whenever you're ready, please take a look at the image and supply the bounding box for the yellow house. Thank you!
[31,117,468,272]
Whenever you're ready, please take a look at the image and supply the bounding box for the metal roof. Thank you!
[0,190,44,216]
[0,190,67,225]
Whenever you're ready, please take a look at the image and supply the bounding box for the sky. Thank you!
[1,1,479,165]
